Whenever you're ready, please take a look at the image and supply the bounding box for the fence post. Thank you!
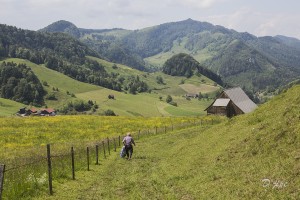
[95,145,99,165]
[107,138,110,155]
[87,147,90,171]
[113,138,116,152]
[0,164,5,200]
[71,147,75,180]
[46,144,53,195]
[102,141,106,159]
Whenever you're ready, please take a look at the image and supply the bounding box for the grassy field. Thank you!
[1,58,219,117]
[27,84,300,199]
[0,116,208,160]
[0,115,218,199]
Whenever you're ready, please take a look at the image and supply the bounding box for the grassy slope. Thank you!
[34,85,300,199]
[0,98,25,116]
[144,34,215,68]
[88,56,219,96]
[1,58,216,116]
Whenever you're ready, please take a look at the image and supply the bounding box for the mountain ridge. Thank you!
[40,19,300,93]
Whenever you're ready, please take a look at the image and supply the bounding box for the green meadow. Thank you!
[1,58,219,117]
[32,85,300,200]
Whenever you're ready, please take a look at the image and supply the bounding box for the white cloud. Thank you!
[185,0,217,8]
[0,0,299,38]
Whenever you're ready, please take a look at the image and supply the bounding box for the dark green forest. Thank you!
[0,62,45,105]
[162,53,223,85]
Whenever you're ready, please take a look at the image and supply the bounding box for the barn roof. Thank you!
[212,98,230,107]
[223,87,257,113]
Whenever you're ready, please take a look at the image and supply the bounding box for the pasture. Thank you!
[0,115,217,199]
[1,58,218,117]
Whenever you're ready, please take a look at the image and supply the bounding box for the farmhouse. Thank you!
[17,107,56,116]
[205,87,257,117]
[40,108,56,116]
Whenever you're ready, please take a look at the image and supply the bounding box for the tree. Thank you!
[156,76,164,84]
[166,95,172,103]
[198,92,203,99]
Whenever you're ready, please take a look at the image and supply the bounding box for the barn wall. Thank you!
[207,106,227,116]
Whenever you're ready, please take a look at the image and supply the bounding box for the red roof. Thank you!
[41,108,55,113]
[29,108,38,113]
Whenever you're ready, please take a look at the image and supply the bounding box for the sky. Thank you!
[1,0,300,39]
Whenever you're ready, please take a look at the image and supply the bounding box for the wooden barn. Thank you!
[205,87,257,117]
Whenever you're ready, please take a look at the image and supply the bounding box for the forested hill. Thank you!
[39,20,81,38]
[41,19,300,93]
[40,20,146,71]
[162,53,223,86]
[0,24,126,92]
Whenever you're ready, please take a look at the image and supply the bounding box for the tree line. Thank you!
[0,24,150,99]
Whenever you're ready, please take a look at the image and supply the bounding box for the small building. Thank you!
[185,93,199,98]
[40,108,56,116]
[26,108,38,115]
[108,94,115,99]
[18,107,26,115]
[205,87,257,117]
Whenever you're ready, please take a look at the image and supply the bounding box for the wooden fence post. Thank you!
[107,138,110,155]
[113,138,116,152]
[87,147,90,171]
[0,164,5,200]
[102,141,106,159]
[71,147,75,180]
[46,144,53,195]
[95,145,99,165]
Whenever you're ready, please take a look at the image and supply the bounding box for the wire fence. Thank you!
[0,118,220,200]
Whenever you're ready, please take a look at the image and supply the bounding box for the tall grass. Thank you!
[30,85,300,199]
[0,115,221,199]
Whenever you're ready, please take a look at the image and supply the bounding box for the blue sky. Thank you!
[1,0,300,39]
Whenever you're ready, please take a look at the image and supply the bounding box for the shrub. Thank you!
[104,109,116,116]
[169,101,178,106]
[166,95,172,103]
